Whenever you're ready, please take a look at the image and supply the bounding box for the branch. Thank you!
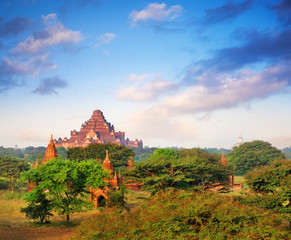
[142,168,156,177]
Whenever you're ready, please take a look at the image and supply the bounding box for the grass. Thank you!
[0,188,152,240]
[234,175,245,184]
[125,189,151,208]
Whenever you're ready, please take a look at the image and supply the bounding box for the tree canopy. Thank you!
[242,160,291,226]
[67,143,135,167]
[0,146,24,158]
[126,148,231,194]
[21,158,108,223]
[0,156,29,192]
[227,140,286,175]
[245,159,291,195]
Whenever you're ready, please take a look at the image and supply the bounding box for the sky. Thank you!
[0,0,291,149]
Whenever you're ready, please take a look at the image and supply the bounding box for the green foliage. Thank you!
[0,156,30,192]
[73,190,290,240]
[56,147,67,159]
[204,147,231,154]
[0,177,10,190]
[282,147,291,160]
[106,184,127,210]
[21,188,53,223]
[133,147,157,162]
[23,146,46,163]
[23,146,46,155]
[126,148,230,194]
[245,160,291,194]
[244,160,291,225]
[0,146,24,158]
[151,148,178,158]
[227,140,286,175]
[67,143,135,167]
[21,158,108,223]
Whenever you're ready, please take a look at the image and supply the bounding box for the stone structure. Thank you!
[126,156,135,170]
[235,135,244,147]
[28,135,58,192]
[89,150,123,208]
[55,110,143,149]
[42,135,58,164]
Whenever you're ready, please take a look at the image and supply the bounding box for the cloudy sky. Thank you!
[1,0,291,149]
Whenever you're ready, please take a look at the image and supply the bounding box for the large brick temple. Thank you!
[54,110,143,149]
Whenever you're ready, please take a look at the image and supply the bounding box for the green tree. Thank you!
[126,150,230,194]
[227,140,286,175]
[56,147,67,159]
[0,146,24,158]
[0,156,29,192]
[67,143,135,167]
[243,160,291,226]
[21,158,108,223]
[132,146,157,162]
[152,148,178,158]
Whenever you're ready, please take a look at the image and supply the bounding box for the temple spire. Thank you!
[103,150,114,173]
[104,150,110,162]
[35,158,38,168]
[220,152,227,165]
[42,134,58,164]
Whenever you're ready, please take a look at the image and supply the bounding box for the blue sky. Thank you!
[1,0,291,149]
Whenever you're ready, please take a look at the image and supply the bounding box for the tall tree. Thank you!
[0,156,29,192]
[21,158,108,223]
[227,140,286,175]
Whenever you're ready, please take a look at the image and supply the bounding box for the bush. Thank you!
[73,190,290,239]
[0,177,10,190]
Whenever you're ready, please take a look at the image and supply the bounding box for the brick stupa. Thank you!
[55,110,143,149]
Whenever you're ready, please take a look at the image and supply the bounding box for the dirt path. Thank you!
[0,226,75,240]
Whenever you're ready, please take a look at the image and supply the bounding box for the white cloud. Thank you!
[95,32,116,47]
[154,65,288,115]
[116,74,179,102]
[12,13,83,54]
[128,73,148,82]
[130,3,183,25]
[2,53,56,77]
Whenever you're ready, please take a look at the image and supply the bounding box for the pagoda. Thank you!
[42,134,58,164]
[28,135,58,192]
[55,110,143,149]
[89,150,123,208]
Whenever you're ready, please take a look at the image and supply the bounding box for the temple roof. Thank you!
[42,134,58,164]
[103,150,114,173]
[220,152,227,165]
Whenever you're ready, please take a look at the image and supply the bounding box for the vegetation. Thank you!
[132,146,157,162]
[67,143,135,167]
[126,148,231,194]
[227,140,286,175]
[242,159,291,226]
[282,147,291,159]
[0,156,30,192]
[204,147,231,154]
[21,158,108,223]
[73,189,290,240]
[0,146,24,158]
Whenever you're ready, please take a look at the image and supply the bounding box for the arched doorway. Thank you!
[98,195,106,207]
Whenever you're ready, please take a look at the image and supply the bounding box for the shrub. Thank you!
[73,189,290,239]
